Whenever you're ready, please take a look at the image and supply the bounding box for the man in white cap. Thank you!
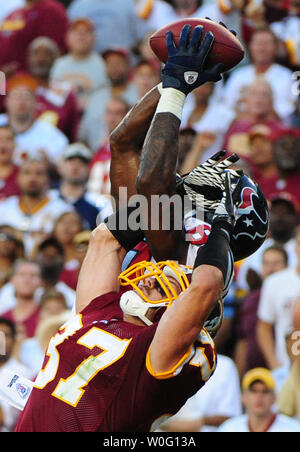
[55,142,112,229]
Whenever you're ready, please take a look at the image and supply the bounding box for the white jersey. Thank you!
[138,0,242,38]
[0,194,73,255]
[258,267,300,367]
[166,355,242,432]
[224,63,296,118]
[271,16,300,66]
[218,413,300,432]
[0,115,69,164]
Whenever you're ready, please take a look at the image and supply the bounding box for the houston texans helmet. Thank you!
[177,169,269,262]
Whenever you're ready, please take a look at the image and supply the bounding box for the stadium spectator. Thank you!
[50,18,110,114]
[257,228,300,369]
[1,259,42,339]
[59,230,91,291]
[53,211,83,265]
[278,299,300,421]
[236,193,299,293]
[87,98,130,195]
[235,245,288,377]
[102,48,139,106]
[0,226,23,289]
[0,317,33,432]
[18,289,69,377]
[270,0,300,69]
[270,327,296,393]
[244,124,278,198]
[159,353,242,432]
[218,368,300,432]
[180,82,235,165]
[0,76,69,164]
[34,237,76,309]
[52,211,86,292]
[132,60,161,100]
[137,0,244,38]
[0,0,68,74]
[56,143,113,229]
[68,0,147,55]
[27,36,80,142]
[0,0,25,27]
[223,79,284,157]
[224,27,296,119]
[271,130,300,206]
[0,159,73,256]
[0,125,20,200]
[242,0,267,43]
[286,96,300,130]
[235,127,300,204]
[136,30,162,71]
[263,0,288,24]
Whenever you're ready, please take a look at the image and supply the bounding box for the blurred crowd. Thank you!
[0,0,300,433]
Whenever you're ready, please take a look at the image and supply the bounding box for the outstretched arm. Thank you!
[76,206,145,313]
[76,223,127,313]
[148,170,239,374]
[110,85,161,206]
[137,25,224,262]
[137,105,186,261]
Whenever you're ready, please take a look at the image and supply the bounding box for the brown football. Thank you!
[149,18,245,72]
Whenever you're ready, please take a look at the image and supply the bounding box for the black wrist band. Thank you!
[193,222,232,284]
[104,205,145,252]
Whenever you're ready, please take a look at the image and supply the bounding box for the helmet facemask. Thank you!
[118,261,192,326]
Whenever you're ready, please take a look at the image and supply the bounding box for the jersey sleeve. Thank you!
[143,328,216,381]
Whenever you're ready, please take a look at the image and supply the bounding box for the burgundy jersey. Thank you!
[16,292,216,432]
[0,0,68,71]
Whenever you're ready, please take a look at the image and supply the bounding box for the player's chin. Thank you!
[152,306,166,323]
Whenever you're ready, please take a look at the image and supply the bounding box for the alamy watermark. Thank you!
[98,187,207,242]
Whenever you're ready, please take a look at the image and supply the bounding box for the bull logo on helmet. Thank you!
[234,185,269,242]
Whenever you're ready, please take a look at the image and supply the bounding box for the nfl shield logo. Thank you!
[184,71,199,85]
[16,383,30,399]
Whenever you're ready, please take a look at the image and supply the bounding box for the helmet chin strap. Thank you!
[120,290,153,326]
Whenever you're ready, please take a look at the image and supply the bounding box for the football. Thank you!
[149,18,245,72]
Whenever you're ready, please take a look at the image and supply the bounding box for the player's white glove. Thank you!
[177,150,241,211]
[212,169,243,233]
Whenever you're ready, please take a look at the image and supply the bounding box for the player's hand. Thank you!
[162,24,224,95]
[178,150,240,211]
[212,169,243,232]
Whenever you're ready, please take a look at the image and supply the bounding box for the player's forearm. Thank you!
[110,84,161,153]
[256,321,280,369]
[110,84,162,206]
[137,87,186,196]
[137,111,180,196]
[76,224,126,313]
[135,105,184,261]
[150,265,223,373]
